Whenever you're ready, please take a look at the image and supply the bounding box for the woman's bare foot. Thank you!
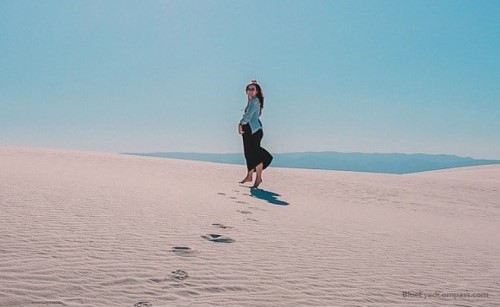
[253,177,262,188]
[252,163,263,188]
[239,175,253,184]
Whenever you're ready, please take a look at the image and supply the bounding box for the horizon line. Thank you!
[124,150,500,161]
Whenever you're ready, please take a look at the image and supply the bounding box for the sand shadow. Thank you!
[249,187,289,206]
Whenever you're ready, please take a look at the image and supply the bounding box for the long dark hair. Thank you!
[246,81,264,113]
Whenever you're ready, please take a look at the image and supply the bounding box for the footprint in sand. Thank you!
[134,302,152,307]
[236,201,248,204]
[212,223,232,229]
[201,234,235,243]
[171,246,191,252]
[237,210,252,214]
[248,206,266,211]
[217,192,226,196]
[229,196,237,199]
[246,218,258,222]
[171,246,197,257]
[171,269,189,281]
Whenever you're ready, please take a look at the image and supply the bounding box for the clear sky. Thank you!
[1,0,499,159]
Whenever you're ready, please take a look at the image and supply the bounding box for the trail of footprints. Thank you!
[217,190,267,211]
[135,189,263,306]
[226,189,268,216]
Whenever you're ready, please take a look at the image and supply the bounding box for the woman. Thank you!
[238,80,273,188]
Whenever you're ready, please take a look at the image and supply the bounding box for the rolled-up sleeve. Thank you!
[240,98,259,125]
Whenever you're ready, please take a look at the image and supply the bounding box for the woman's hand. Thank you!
[238,124,244,135]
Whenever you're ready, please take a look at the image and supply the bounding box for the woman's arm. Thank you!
[240,98,259,125]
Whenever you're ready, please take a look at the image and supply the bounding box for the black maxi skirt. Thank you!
[242,124,273,172]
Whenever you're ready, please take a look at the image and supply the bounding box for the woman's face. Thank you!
[246,85,257,98]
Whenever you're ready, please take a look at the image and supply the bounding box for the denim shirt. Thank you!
[240,97,262,134]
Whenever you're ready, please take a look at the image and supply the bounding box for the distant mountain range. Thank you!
[124,151,500,174]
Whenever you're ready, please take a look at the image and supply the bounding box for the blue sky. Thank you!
[1,0,499,158]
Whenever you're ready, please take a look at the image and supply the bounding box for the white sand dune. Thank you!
[0,147,498,307]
